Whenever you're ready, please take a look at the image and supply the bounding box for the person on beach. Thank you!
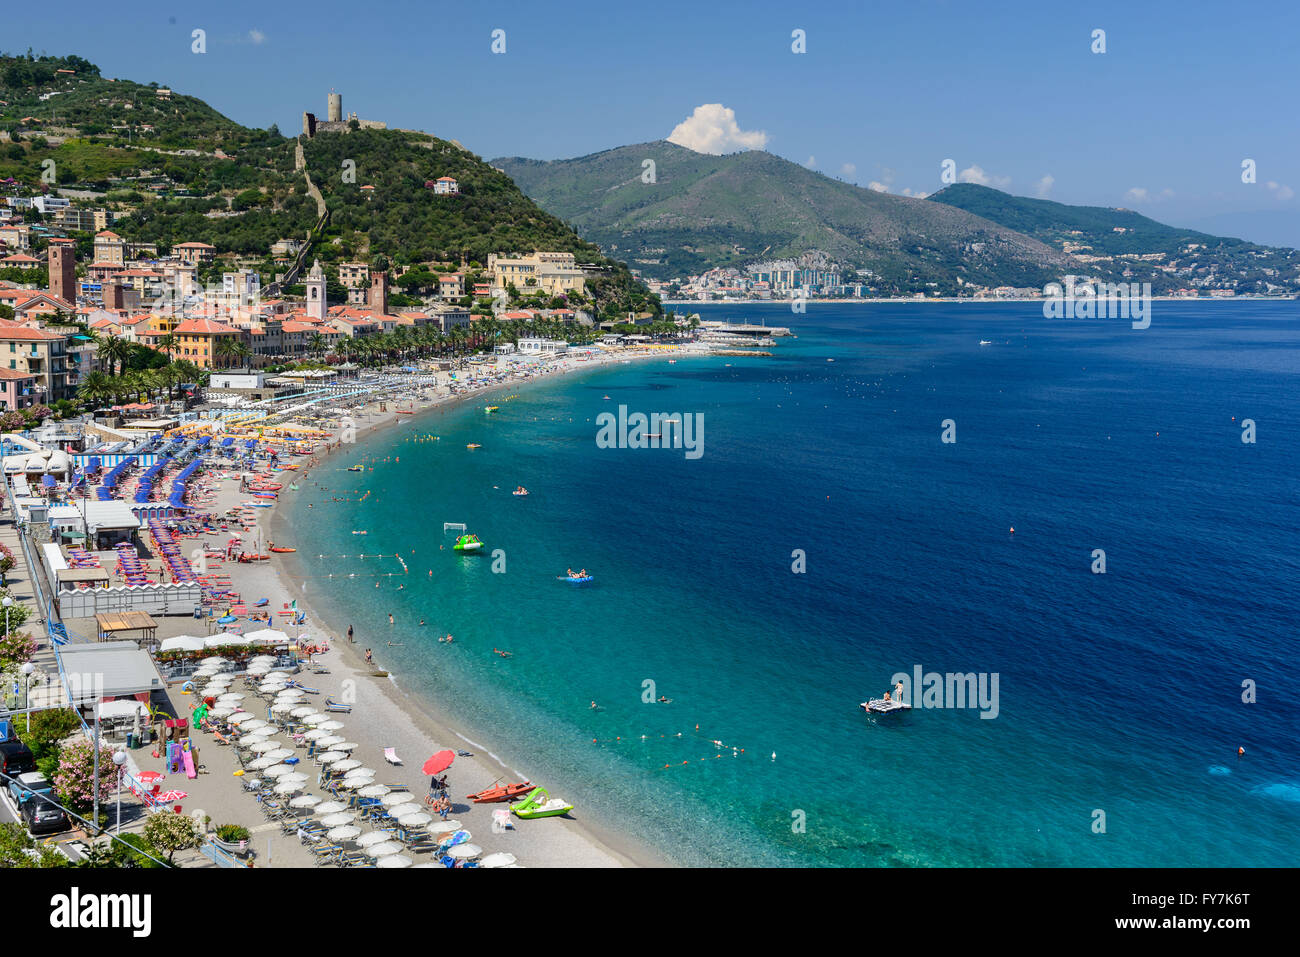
[347,625,354,643]
[365,649,373,665]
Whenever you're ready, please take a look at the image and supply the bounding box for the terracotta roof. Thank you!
[95,230,123,240]
[173,317,239,335]
[0,368,37,380]
[175,242,216,249]
[0,326,65,340]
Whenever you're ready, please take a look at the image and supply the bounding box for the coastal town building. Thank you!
[489,251,586,296]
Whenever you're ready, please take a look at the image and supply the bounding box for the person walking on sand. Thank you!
[365,648,373,666]
[347,624,354,643]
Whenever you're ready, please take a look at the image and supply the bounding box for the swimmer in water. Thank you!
[493,648,512,658]
[590,701,598,710]
[657,695,671,704]
[418,618,425,626]
[388,613,394,625]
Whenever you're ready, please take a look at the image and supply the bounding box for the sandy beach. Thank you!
[76,345,699,868]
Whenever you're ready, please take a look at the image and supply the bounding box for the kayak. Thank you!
[467,781,533,803]
[558,575,593,584]
[511,786,573,820]
[269,547,297,553]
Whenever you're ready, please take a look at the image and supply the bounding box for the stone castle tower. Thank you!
[48,240,76,305]
[328,92,342,123]
[305,259,326,321]
[369,270,389,316]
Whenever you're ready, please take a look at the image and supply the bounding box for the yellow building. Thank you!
[489,251,586,296]
[172,317,240,368]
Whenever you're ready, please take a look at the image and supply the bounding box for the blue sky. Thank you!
[10,0,1298,244]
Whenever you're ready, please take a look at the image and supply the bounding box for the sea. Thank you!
[281,300,1300,867]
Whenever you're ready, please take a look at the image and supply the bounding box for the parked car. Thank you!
[7,771,53,806]
[21,794,70,836]
[0,740,36,779]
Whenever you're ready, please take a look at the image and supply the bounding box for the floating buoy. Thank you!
[1238,746,1245,756]
[771,752,776,761]
[1009,527,1015,534]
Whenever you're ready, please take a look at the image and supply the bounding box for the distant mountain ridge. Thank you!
[495,141,1072,293]
[496,143,1300,296]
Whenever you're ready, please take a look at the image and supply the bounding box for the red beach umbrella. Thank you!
[155,790,188,803]
[137,771,165,785]
[421,750,455,776]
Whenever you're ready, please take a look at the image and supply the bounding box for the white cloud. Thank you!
[958,165,1011,188]
[840,163,857,180]
[867,181,889,192]
[1034,175,1054,199]
[667,104,767,154]
[1265,180,1295,201]
[248,29,267,45]
[804,155,816,168]
[1124,187,1174,204]
[902,188,929,199]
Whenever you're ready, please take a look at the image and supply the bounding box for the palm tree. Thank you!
[308,332,326,360]
[158,363,182,403]
[156,332,179,365]
[215,336,239,369]
[77,371,114,407]
[97,334,130,377]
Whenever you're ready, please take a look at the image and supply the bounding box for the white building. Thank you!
[517,337,568,356]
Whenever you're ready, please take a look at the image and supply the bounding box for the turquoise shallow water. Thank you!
[282,301,1300,866]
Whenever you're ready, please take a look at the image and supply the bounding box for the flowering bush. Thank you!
[0,411,24,432]
[0,546,15,586]
[53,737,116,813]
[143,811,201,863]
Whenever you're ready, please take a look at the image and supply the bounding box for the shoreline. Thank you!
[263,348,694,867]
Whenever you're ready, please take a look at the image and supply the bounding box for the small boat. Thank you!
[238,554,270,562]
[512,487,529,497]
[466,443,482,450]
[242,500,273,508]
[395,410,415,415]
[558,573,593,584]
[352,530,368,535]
[510,786,573,819]
[979,340,992,346]
[484,406,499,414]
[269,546,297,554]
[347,465,363,472]
[859,698,910,715]
[467,781,534,803]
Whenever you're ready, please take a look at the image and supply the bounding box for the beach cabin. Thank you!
[58,641,164,715]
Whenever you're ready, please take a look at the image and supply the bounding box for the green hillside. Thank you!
[495,140,1072,293]
[930,184,1300,295]
[0,52,658,317]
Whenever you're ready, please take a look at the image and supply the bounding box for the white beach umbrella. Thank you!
[427,820,461,835]
[228,711,256,725]
[239,719,270,733]
[201,657,228,666]
[365,841,404,859]
[216,692,245,702]
[397,812,432,828]
[355,831,390,848]
[335,775,373,791]
[320,813,355,828]
[263,764,295,778]
[246,664,270,675]
[301,714,328,726]
[334,741,359,752]
[209,706,238,718]
[315,751,345,765]
[357,784,390,799]
[446,843,481,860]
[387,803,421,818]
[319,720,345,731]
[375,854,412,869]
[280,772,309,786]
[290,794,322,808]
[249,740,280,753]
[263,748,293,761]
[315,735,344,748]
[381,791,415,807]
[479,852,516,868]
[302,729,331,741]
[236,734,270,749]
[248,756,281,770]
[290,707,320,719]
[326,825,361,842]
[332,759,362,773]
[273,780,303,795]
[313,802,348,816]
[274,689,305,700]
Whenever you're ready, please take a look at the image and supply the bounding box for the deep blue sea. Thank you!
[283,301,1300,866]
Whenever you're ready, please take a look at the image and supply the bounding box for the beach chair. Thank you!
[406,840,438,855]
[310,843,343,864]
[383,748,402,766]
[324,698,351,713]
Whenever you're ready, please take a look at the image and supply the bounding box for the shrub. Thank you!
[215,824,249,843]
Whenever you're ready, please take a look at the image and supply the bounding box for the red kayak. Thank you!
[466,781,533,803]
